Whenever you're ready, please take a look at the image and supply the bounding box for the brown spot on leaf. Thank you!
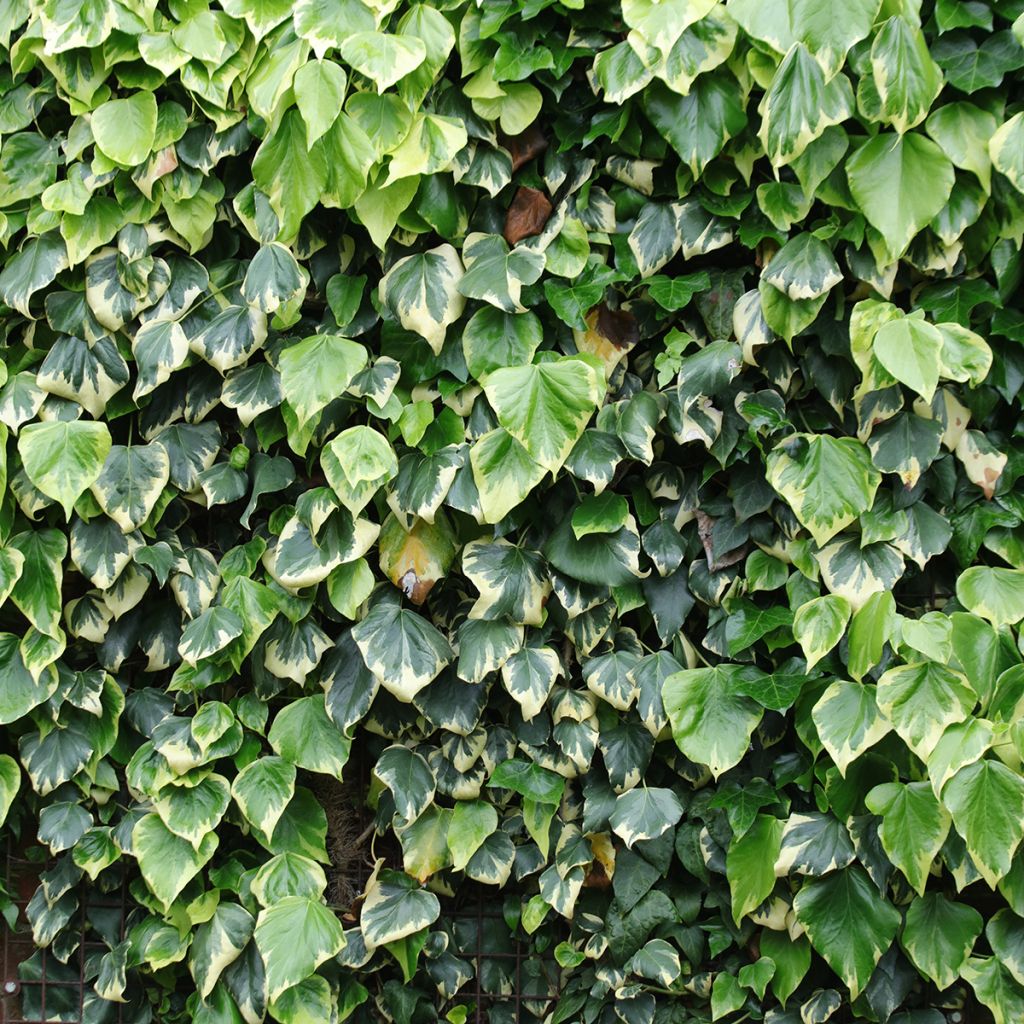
[573,303,640,379]
[499,122,548,172]
[594,303,640,350]
[503,186,553,245]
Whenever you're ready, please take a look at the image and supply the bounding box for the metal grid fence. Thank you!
[0,845,561,1024]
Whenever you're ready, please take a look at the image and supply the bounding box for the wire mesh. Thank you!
[1,811,561,1024]
[1,840,129,1024]
[447,885,563,1023]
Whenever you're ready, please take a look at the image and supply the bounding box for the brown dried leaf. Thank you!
[503,186,553,245]
[499,123,548,172]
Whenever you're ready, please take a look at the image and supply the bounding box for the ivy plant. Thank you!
[1,0,1024,1022]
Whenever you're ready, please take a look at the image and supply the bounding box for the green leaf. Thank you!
[811,679,891,775]
[727,813,783,925]
[448,800,498,872]
[627,940,680,989]
[18,420,112,518]
[962,957,1024,1024]
[231,756,296,839]
[901,893,982,990]
[793,595,850,670]
[865,781,950,894]
[91,92,157,167]
[469,428,546,525]
[610,786,684,847]
[385,113,467,185]
[846,132,955,260]
[642,74,747,177]
[91,443,170,533]
[987,909,1024,988]
[462,308,543,379]
[462,538,549,626]
[254,896,345,1002]
[252,853,328,905]
[321,426,398,515]
[339,32,426,93]
[870,16,944,134]
[252,108,326,241]
[766,434,881,547]
[374,745,435,826]
[279,334,367,436]
[379,244,465,354]
[876,661,976,760]
[482,357,605,473]
[572,493,630,540]
[0,233,69,317]
[269,696,351,780]
[241,242,309,314]
[179,607,244,665]
[352,591,453,702]
[293,60,347,147]
[992,112,1024,196]
[663,666,763,779]
[944,759,1024,886]
[361,869,440,948]
[761,233,842,301]
[190,904,255,1000]
[758,44,853,166]
[0,755,19,828]
[457,232,545,313]
[488,758,565,805]
[152,774,231,850]
[133,813,219,909]
[793,866,900,999]
[0,633,58,725]
[9,529,65,638]
[847,591,897,681]
[872,316,944,402]
[956,567,1024,627]
[500,646,562,721]
[729,0,881,75]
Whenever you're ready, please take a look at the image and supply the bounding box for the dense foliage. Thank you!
[1,0,1024,1021]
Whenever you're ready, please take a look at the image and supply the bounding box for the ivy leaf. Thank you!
[900,893,982,990]
[374,745,435,826]
[279,334,367,435]
[793,595,851,671]
[865,781,950,894]
[793,866,900,1000]
[811,680,891,775]
[18,420,112,518]
[339,32,426,93]
[956,567,1024,627]
[91,92,157,167]
[728,0,881,75]
[457,232,545,313]
[758,44,853,166]
[482,357,605,472]
[268,696,351,781]
[352,591,453,702]
[766,434,881,547]
[254,896,346,1002]
[361,868,440,948]
[133,814,219,910]
[663,666,763,779]
[875,661,976,761]
[379,245,465,354]
[610,787,684,847]
[943,759,1024,886]
[846,132,955,259]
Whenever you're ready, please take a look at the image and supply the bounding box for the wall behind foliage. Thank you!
[1,0,1024,1021]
